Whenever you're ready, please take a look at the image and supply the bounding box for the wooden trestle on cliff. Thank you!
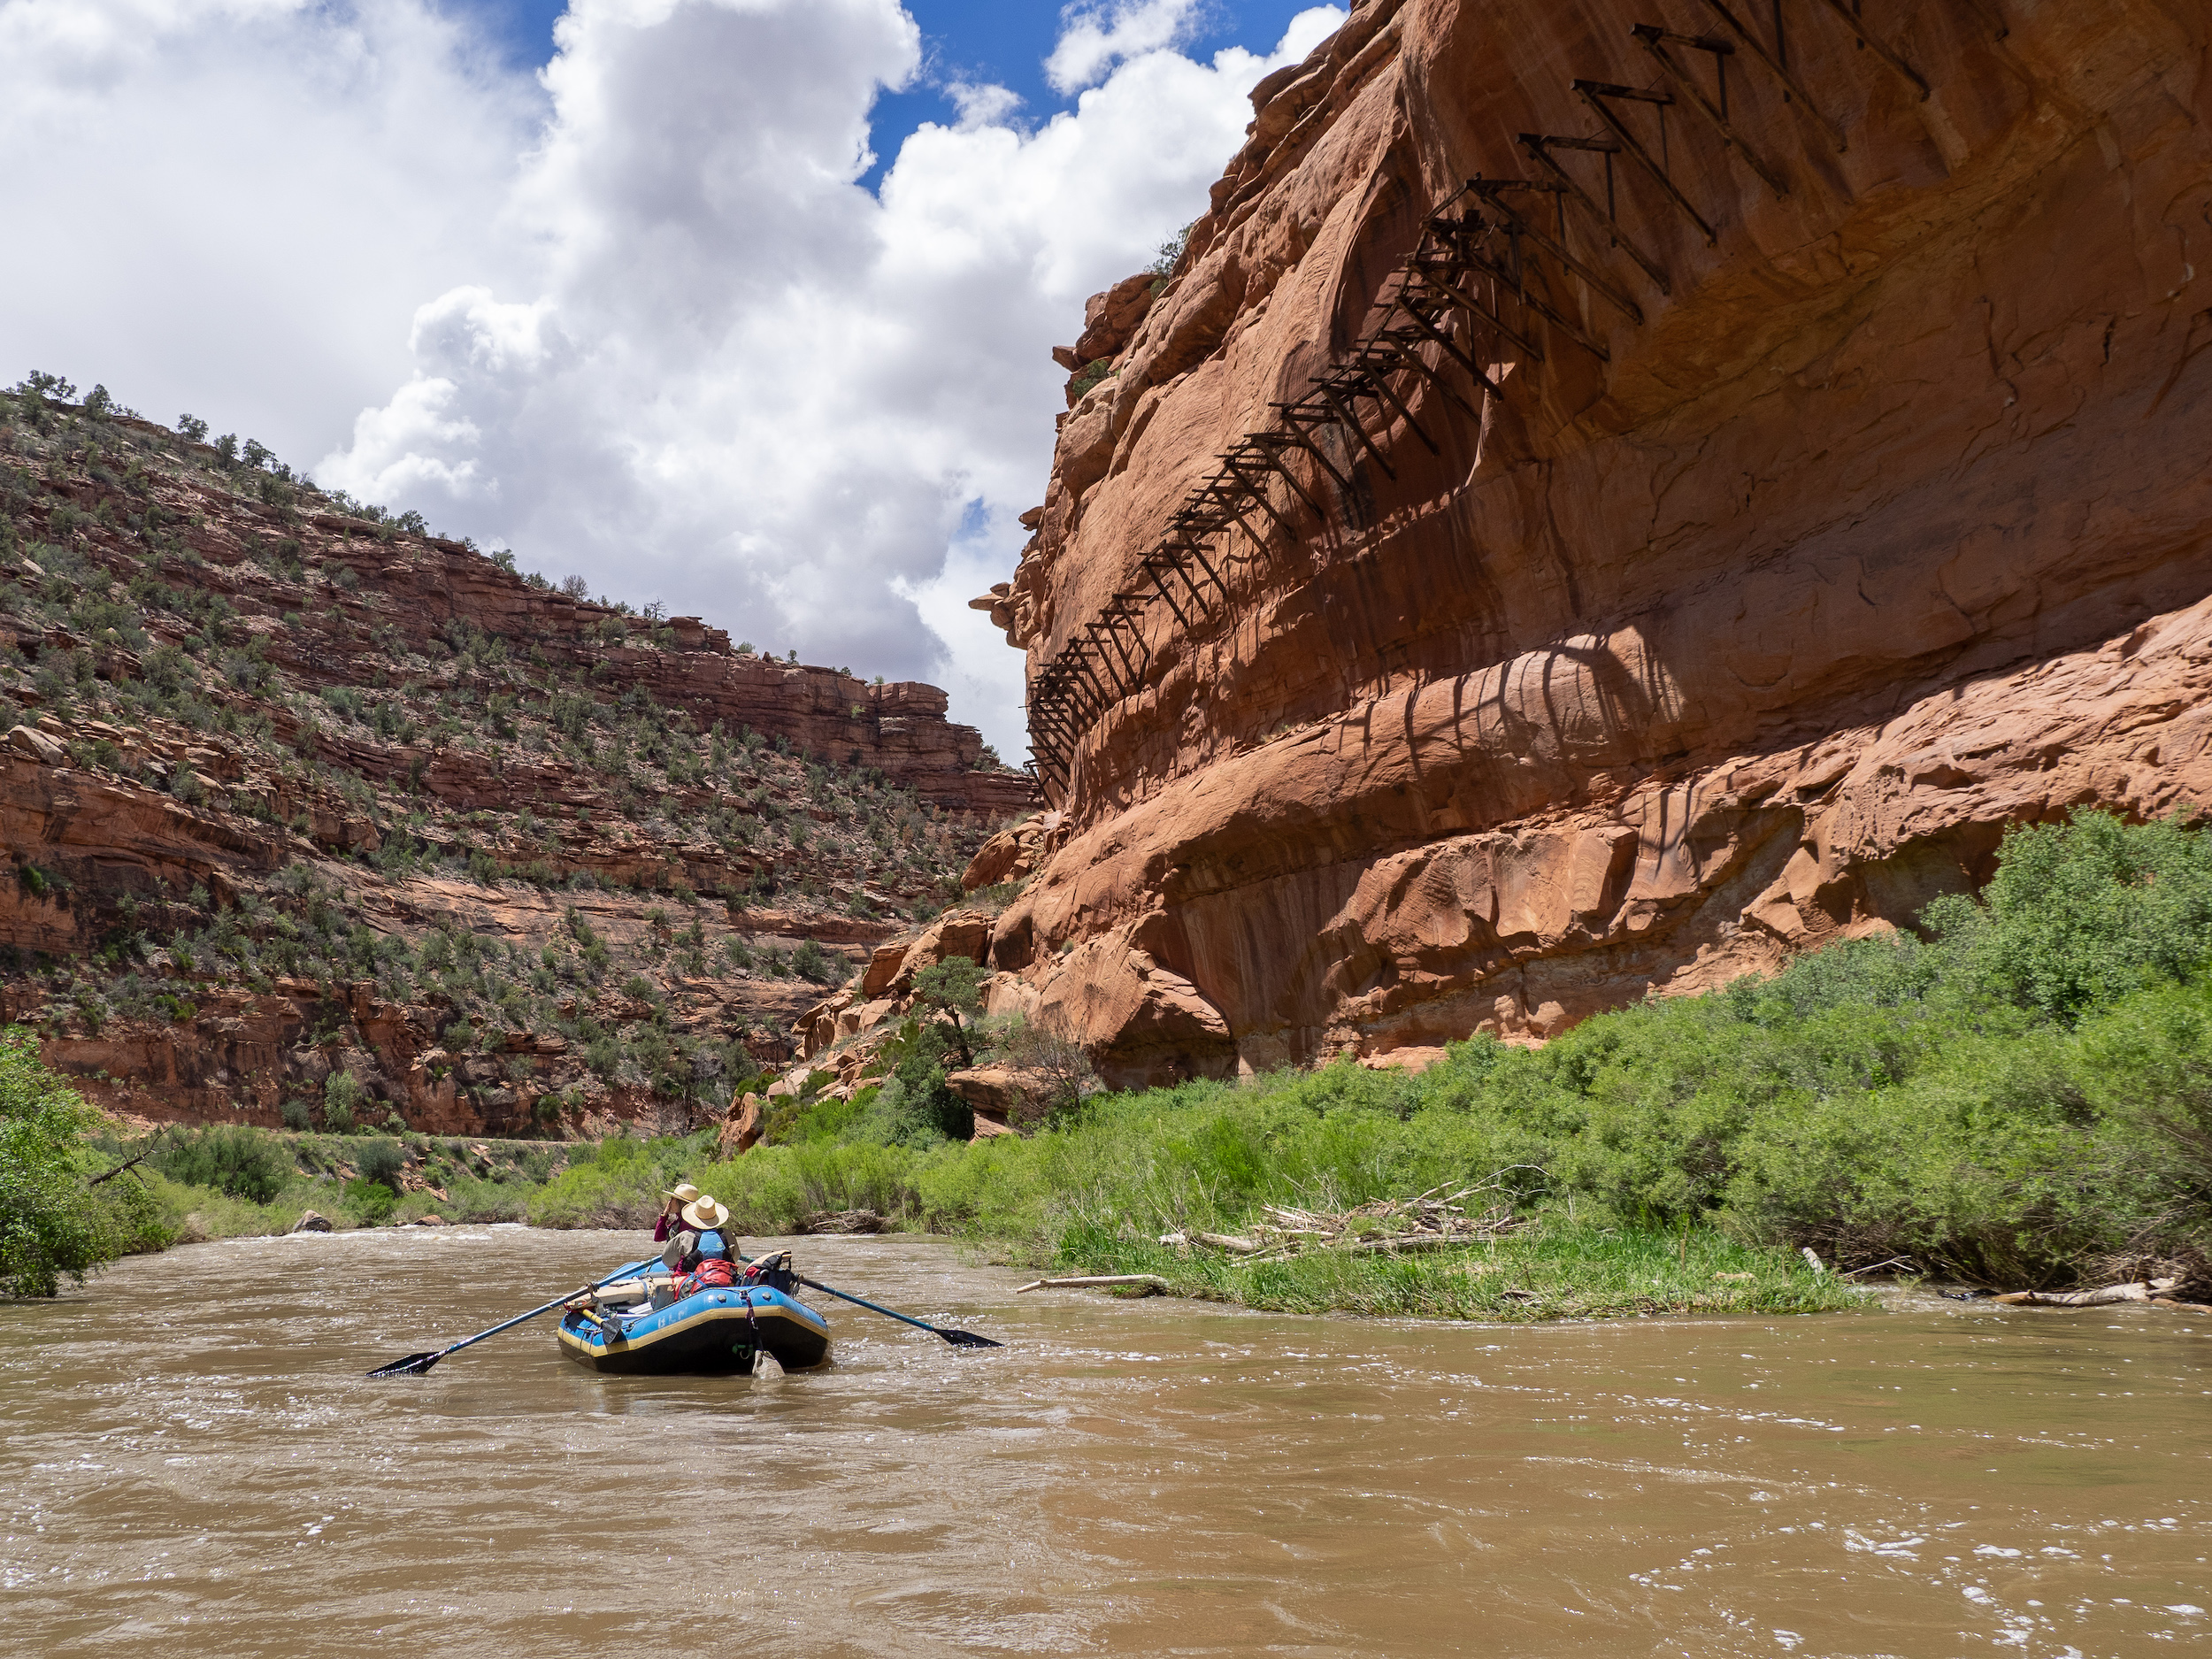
[1023,0,1994,805]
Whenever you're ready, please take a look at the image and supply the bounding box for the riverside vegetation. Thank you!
[14,811,2208,1319]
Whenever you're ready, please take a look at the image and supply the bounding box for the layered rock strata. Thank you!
[988,0,2212,1083]
[1,389,1030,1133]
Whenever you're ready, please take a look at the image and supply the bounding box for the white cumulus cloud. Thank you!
[0,0,1348,761]
[1044,0,1205,95]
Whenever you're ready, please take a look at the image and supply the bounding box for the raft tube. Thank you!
[557,1284,830,1375]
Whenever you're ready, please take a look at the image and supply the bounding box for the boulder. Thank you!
[719,1091,763,1156]
[959,814,1055,893]
[894,910,995,989]
[797,1208,887,1234]
[859,941,908,996]
[291,1210,333,1233]
[1072,273,1157,365]
[7,725,65,764]
[942,1063,1033,1118]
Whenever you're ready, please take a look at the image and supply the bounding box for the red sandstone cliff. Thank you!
[985,0,2212,1084]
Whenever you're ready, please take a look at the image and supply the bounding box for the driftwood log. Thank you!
[1993,1278,2208,1309]
[1014,1274,1171,1294]
[1159,1180,1525,1266]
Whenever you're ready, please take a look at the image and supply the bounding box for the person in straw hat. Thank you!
[652,1181,702,1244]
[661,1193,733,1274]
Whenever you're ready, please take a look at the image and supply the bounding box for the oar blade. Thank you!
[366,1350,444,1378]
[935,1328,1004,1349]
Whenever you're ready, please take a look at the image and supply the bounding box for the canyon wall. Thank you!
[984,0,2212,1084]
[3,396,1030,1134]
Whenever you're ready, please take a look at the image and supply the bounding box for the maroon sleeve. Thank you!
[653,1215,673,1243]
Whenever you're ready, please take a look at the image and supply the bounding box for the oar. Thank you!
[366,1256,657,1378]
[739,1248,1002,1350]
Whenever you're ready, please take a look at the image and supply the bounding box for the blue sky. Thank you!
[465,1,1321,188]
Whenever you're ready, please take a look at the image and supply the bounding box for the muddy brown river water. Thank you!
[3,1228,2208,1656]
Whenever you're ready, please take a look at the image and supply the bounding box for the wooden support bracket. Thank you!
[1142,556,1195,627]
[1509,144,1673,296]
[1389,304,1505,399]
[1632,26,1791,198]
[1242,434,1334,518]
[1573,80,1718,245]
[1440,238,1614,362]
[1411,260,1548,364]
[1310,385,1399,480]
[1691,0,1847,151]
[1333,364,1439,454]
[1367,334,1486,422]
[1219,453,1301,534]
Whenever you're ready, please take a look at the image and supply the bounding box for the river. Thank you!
[3,1228,2206,1655]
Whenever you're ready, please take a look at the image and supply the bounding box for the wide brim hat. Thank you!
[662,1181,702,1204]
[681,1195,731,1232]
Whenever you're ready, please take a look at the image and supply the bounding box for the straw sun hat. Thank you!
[661,1181,702,1206]
[680,1195,732,1232]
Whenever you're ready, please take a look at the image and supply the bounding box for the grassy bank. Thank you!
[1044,1218,1863,1319]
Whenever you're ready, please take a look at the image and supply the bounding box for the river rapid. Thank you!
[4,1227,2207,1656]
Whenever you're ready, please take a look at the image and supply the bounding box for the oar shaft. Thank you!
[734,1248,991,1345]
[798,1275,941,1335]
[734,1248,939,1335]
[438,1257,654,1360]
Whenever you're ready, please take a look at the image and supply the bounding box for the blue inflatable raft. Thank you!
[557,1282,831,1375]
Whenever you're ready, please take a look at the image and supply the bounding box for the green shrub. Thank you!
[342,1177,396,1225]
[0,1027,166,1295]
[355,1138,404,1194]
[150,1125,290,1205]
[322,1071,363,1134]
[795,938,848,991]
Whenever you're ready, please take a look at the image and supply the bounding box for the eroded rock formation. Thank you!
[987,0,2212,1084]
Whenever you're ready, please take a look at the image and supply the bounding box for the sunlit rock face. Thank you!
[992,0,2212,1086]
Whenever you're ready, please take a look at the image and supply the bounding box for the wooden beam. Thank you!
[1142,556,1194,628]
[1312,384,1399,479]
[1444,242,1612,363]
[1337,362,1440,453]
[1169,531,1231,602]
[1240,435,1333,519]
[1411,261,1548,363]
[1269,406,1357,494]
[1572,81,1717,246]
[1394,302,1506,397]
[1221,452,1302,531]
[1153,544,1216,617]
[1102,601,1153,673]
[1366,334,1486,422]
[1507,145,1671,297]
[1632,27,1791,198]
[1689,0,1847,150]
[1085,618,1137,686]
